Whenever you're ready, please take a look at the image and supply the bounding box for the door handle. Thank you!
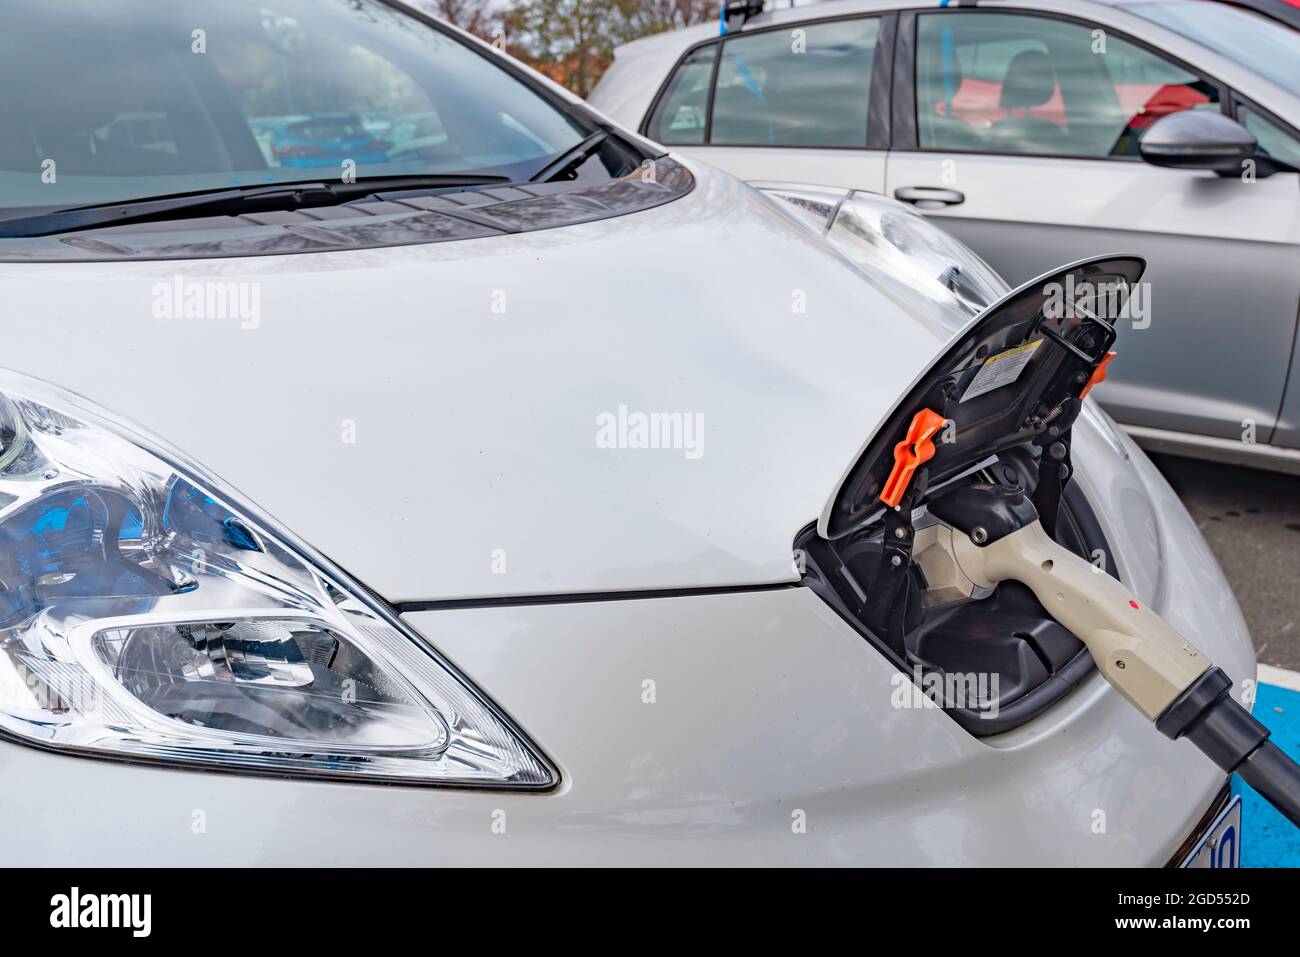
[893,186,965,209]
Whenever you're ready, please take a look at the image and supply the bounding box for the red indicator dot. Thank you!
[1129,600,1141,610]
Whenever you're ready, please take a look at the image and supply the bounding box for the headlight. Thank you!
[0,369,554,788]
[757,185,1009,317]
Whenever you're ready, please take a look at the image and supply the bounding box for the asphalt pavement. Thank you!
[1150,454,1300,672]
[1146,455,1300,866]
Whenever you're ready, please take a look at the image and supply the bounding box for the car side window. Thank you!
[915,12,1220,158]
[647,45,717,145]
[710,18,880,148]
[1239,107,1300,169]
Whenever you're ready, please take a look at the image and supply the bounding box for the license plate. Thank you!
[1180,795,1242,868]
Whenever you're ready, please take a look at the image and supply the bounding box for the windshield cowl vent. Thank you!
[0,160,692,263]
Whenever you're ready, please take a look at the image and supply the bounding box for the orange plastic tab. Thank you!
[1079,351,1117,400]
[880,407,946,508]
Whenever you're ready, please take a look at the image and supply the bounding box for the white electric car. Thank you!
[0,0,1255,865]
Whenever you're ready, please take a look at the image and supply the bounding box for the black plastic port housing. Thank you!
[797,481,1115,736]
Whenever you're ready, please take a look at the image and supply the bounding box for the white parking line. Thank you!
[1258,663,1300,693]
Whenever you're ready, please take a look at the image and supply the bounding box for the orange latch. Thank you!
[1079,351,1117,399]
[880,407,946,508]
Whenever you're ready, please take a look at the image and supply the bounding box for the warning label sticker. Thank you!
[960,339,1043,403]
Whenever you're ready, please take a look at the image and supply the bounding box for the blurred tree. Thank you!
[425,0,499,37]
[503,0,715,97]
[622,0,716,37]
[502,0,617,98]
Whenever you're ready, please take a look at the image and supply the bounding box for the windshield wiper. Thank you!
[529,131,609,183]
[0,174,512,239]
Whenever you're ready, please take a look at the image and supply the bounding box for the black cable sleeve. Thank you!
[1235,740,1300,828]
[1157,666,1300,828]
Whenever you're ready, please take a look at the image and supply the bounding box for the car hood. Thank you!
[2,160,992,602]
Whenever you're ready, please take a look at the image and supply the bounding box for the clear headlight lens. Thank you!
[757,185,1009,317]
[827,192,1009,316]
[0,369,554,788]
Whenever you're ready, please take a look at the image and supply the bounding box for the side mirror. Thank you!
[1139,111,1261,176]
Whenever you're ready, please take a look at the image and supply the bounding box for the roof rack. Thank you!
[720,0,765,35]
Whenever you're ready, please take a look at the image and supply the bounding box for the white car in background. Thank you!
[0,0,1257,865]
[590,0,1300,473]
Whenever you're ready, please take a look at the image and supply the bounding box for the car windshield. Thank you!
[1129,0,1300,92]
[0,0,588,213]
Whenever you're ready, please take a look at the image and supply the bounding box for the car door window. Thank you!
[647,45,716,145]
[1239,107,1300,168]
[711,18,880,147]
[915,12,1220,158]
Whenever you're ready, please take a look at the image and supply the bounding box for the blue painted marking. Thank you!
[1236,681,1300,867]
